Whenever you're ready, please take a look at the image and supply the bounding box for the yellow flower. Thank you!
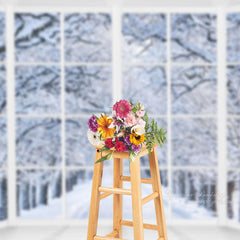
[97,115,115,139]
[129,132,146,145]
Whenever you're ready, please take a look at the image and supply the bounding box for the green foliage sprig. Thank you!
[142,112,167,154]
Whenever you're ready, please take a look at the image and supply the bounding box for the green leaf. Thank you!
[99,145,110,152]
[95,152,113,164]
[129,151,138,163]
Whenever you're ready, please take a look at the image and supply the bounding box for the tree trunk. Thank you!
[16,185,20,216]
[40,183,48,205]
[178,171,185,197]
[53,174,62,198]
[227,181,235,219]
[209,184,216,212]
[2,177,7,219]
[31,185,36,208]
[188,173,196,201]
[22,183,30,210]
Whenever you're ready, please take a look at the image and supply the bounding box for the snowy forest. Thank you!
[0,11,240,223]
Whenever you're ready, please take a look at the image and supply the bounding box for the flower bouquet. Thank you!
[87,99,167,164]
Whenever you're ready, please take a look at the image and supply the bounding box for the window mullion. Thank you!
[217,6,228,225]
[6,6,16,225]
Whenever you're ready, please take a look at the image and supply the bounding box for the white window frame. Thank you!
[0,4,238,229]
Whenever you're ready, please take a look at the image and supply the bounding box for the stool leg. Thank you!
[129,156,144,240]
[113,158,123,238]
[87,150,104,240]
[149,147,168,240]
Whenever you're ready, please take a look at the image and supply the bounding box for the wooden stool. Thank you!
[87,144,168,240]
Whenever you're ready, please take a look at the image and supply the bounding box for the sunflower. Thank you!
[129,132,146,145]
[97,115,116,139]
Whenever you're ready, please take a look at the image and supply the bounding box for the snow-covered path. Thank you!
[20,173,216,220]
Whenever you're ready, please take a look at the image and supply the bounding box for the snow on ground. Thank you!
[20,173,216,220]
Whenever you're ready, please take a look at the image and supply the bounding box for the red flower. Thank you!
[105,138,115,148]
[115,141,125,152]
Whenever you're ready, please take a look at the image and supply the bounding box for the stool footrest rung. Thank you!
[120,175,152,184]
[105,230,118,237]
[120,219,158,231]
[100,192,112,200]
[142,192,159,205]
[94,236,126,240]
[99,186,131,195]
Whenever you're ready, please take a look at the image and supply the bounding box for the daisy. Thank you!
[87,130,103,146]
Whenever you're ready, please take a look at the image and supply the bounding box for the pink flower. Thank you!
[136,110,145,117]
[137,118,146,127]
[113,100,132,119]
[125,112,137,127]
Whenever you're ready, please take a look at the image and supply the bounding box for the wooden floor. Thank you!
[0,225,240,240]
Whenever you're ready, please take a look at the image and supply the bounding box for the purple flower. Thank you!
[88,115,98,132]
[113,115,124,127]
[131,144,141,153]
[124,145,130,152]
[125,135,131,146]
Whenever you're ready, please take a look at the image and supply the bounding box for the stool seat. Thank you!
[87,144,168,240]
[93,143,158,159]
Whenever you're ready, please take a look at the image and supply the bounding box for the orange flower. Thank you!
[97,115,116,139]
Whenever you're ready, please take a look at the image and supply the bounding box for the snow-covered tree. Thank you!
[172,66,217,114]
[171,14,217,63]
[15,66,61,114]
[0,118,7,168]
[15,13,60,62]
[227,66,240,114]
[65,66,112,114]
[123,66,167,115]
[0,65,6,114]
[227,13,240,62]
[64,13,111,62]
[172,118,217,166]
[122,13,166,63]
[0,12,5,61]
[227,118,240,167]
[16,118,61,167]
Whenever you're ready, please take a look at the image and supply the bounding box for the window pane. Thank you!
[65,66,112,114]
[227,13,240,62]
[122,13,166,63]
[171,14,217,63]
[227,118,240,168]
[17,170,62,219]
[0,65,6,114]
[15,13,60,62]
[171,66,217,114]
[64,13,112,62]
[16,118,61,167]
[15,66,61,114]
[0,118,6,168]
[227,66,240,115]
[227,171,240,222]
[0,12,5,61]
[65,118,112,167]
[0,171,7,221]
[172,170,217,219]
[172,118,217,166]
[122,66,167,115]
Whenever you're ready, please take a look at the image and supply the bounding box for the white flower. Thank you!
[87,129,103,146]
[131,125,145,135]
